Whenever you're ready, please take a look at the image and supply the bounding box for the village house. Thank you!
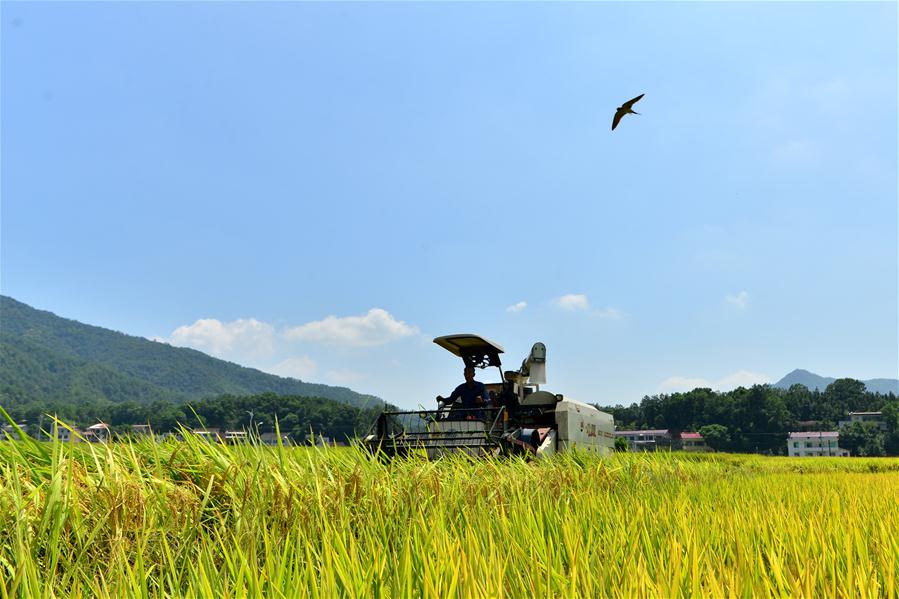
[224,430,248,444]
[130,424,153,437]
[48,426,78,443]
[192,428,222,442]
[1,423,28,441]
[614,429,672,451]
[787,432,849,457]
[83,423,110,443]
[259,431,291,446]
[680,432,709,452]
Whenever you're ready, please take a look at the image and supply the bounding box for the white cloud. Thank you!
[158,308,419,394]
[326,369,368,385]
[283,308,419,347]
[266,356,318,380]
[164,318,276,360]
[658,370,770,394]
[596,307,623,320]
[717,370,771,390]
[554,294,590,311]
[726,291,750,309]
[506,301,528,313]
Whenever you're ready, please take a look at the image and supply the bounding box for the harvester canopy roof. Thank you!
[433,334,504,369]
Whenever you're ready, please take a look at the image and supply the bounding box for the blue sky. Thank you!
[2,2,896,409]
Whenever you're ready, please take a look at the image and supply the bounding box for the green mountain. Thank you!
[774,368,899,395]
[0,295,383,410]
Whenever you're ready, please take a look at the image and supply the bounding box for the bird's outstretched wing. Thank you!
[621,93,644,110]
[611,93,645,130]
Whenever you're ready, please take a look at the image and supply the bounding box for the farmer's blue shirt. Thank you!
[447,381,488,409]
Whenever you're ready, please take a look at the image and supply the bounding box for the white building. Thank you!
[84,423,110,443]
[1,423,27,441]
[224,430,248,444]
[192,428,221,442]
[49,427,77,442]
[614,429,672,451]
[260,432,290,446]
[787,432,849,457]
[130,424,153,437]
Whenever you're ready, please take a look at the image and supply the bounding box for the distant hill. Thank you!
[0,295,383,409]
[774,369,899,395]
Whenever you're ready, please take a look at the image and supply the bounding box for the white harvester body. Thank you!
[553,398,616,456]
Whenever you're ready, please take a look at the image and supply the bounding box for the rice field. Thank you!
[1,427,898,598]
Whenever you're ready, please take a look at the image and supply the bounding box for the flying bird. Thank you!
[611,93,644,131]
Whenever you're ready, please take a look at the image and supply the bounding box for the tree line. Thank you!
[597,379,899,456]
[1,392,390,444]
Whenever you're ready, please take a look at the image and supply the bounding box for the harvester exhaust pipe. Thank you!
[526,342,546,386]
[518,342,546,387]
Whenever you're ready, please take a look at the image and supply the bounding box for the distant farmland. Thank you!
[1,434,897,597]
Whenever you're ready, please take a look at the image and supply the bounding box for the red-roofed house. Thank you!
[680,432,709,452]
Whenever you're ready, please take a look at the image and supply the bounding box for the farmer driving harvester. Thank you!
[365,334,616,460]
[436,365,489,419]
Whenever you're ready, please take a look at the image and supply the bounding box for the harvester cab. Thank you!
[364,334,615,459]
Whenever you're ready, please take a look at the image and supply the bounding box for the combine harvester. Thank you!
[365,334,615,459]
